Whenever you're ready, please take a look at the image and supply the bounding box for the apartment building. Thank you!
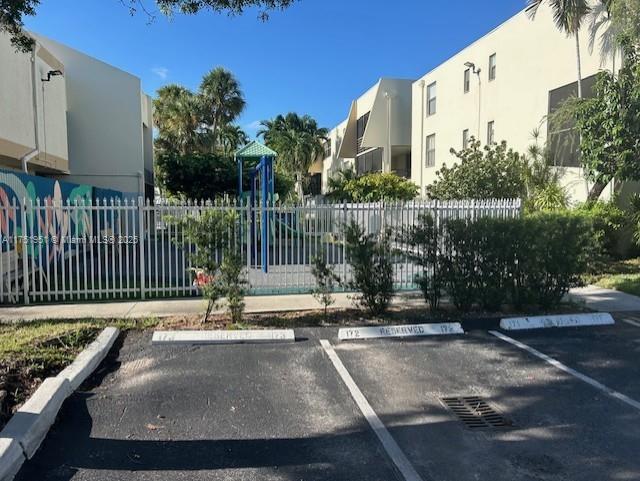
[310,78,413,194]
[411,3,620,202]
[0,31,154,198]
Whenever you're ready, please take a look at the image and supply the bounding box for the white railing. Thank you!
[0,198,521,304]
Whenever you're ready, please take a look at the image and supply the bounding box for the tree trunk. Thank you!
[575,32,583,98]
[295,172,304,200]
[587,178,608,202]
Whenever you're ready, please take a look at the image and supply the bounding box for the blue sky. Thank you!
[26,0,524,138]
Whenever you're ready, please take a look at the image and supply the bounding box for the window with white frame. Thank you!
[426,134,436,167]
[489,53,496,81]
[427,82,437,116]
[464,69,470,93]
[462,129,469,149]
[487,121,495,144]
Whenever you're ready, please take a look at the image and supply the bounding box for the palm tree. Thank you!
[586,0,621,71]
[154,85,203,155]
[526,0,591,97]
[218,124,249,156]
[259,113,328,199]
[199,67,246,147]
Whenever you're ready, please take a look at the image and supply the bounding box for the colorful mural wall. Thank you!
[0,169,125,263]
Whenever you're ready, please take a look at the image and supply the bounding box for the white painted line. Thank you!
[152,329,295,345]
[500,313,614,331]
[319,339,424,481]
[489,330,640,412]
[339,323,463,341]
[621,317,640,328]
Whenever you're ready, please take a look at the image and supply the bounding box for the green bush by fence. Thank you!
[403,212,597,311]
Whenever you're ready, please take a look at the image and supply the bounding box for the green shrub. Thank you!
[327,171,418,202]
[400,214,444,311]
[311,249,340,321]
[629,194,640,247]
[574,200,625,260]
[172,210,249,323]
[406,212,597,311]
[344,221,394,316]
[440,219,481,311]
[218,251,248,324]
[427,139,527,200]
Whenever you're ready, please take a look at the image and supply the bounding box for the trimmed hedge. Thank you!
[403,212,596,311]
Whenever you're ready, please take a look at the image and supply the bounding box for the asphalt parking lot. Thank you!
[15,315,640,481]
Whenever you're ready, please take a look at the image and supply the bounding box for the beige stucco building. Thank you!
[411,3,620,202]
[310,78,413,194]
[0,31,154,197]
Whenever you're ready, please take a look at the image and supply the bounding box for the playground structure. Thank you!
[235,142,277,273]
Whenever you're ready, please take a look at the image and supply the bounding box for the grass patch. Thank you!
[0,317,161,431]
[583,258,640,297]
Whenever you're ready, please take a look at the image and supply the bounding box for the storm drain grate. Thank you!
[441,396,513,429]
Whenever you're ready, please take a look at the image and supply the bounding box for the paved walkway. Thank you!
[0,292,424,322]
[1,286,638,322]
[568,286,640,312]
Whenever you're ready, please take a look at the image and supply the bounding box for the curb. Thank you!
[58,327,120,390]
[1,377,72,459]
[0,327,120,479]
[0,438,24,481]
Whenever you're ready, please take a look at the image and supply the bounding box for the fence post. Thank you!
[342,201,347,283]
[138,196,146,300]
[21,198,29,305]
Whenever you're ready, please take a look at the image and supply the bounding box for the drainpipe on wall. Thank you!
[384,91,393,174]
[23,42,41,173]
[138,171,145,198]
[419,80,425,197]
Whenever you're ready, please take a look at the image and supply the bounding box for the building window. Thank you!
[356,112,370,153]
[489,53,496,81]
[462,129,469,149]
[547,74,599,167]
[487,121,495,145]
[427,82,437,116]
[426,134,436,167]
[323,139,332,158]
[356,148,383,175]
[464,69,470,93]
[309,173,322,196]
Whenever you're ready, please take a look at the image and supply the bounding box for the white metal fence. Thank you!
[0,198,521,304]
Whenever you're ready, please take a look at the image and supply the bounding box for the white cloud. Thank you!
[152,67,169,80]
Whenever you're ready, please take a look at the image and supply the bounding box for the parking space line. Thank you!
[319,339,424,481]
[489,330,640,412]
[621,317,640,328]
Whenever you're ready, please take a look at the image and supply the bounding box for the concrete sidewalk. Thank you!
[568,286,640,312]
[0,292,425,322]
[2,285,638,322]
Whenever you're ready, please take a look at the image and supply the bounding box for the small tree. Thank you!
[426,139,527,200]
[173,210,238,322]
[552,44,640,201]
[343,221,394,316]
[311,250,340,321]
[218,251,248,324]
